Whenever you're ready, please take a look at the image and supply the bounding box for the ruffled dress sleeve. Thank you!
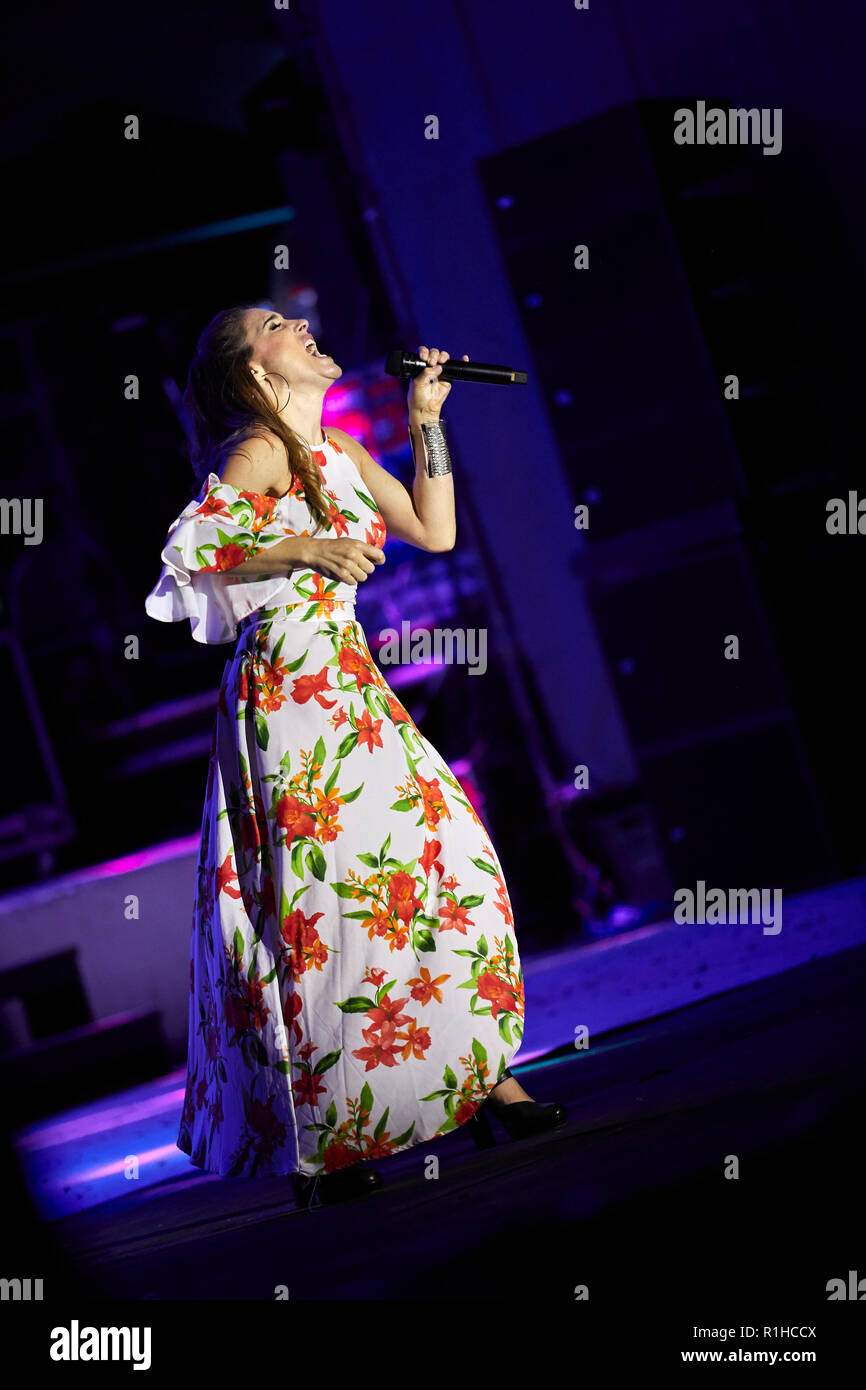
[145,472,297,644]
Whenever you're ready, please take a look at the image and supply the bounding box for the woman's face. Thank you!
[243,309,342,388]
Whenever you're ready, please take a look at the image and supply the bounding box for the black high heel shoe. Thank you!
[465,1067,567,1148]
[291,1162,384,1210]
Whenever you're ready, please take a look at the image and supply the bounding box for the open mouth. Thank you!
[304,337,329,359]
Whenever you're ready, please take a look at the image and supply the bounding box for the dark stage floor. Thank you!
[36,941,864,1326]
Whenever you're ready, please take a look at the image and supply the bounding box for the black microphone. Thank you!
[385,348,527,385]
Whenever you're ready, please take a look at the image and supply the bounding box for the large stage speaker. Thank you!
[584,535,837,890]
[479,100,855,893]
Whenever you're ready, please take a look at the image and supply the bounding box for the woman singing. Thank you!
[145,305,566,1209]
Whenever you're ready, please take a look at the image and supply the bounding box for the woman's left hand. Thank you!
[408,345,469,420]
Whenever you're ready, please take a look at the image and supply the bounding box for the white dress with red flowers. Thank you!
[145,432,524,1177]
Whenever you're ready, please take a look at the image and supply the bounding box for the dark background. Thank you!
[0,0,863,947]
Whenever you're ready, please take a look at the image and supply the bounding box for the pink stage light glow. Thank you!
[17,1083,187,1152]
[0,836,200,914]
[68,1143,182,1186]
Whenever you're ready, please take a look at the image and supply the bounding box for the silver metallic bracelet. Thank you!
[410,417,452,477]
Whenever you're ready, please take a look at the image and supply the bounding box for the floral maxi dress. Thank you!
[145,432,524,1177]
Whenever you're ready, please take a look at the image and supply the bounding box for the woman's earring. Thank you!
[258,371,291,412]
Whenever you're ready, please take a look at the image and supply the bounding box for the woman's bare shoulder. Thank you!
[217,430,290,496]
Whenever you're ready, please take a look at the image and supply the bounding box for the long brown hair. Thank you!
[183,303,330,531]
